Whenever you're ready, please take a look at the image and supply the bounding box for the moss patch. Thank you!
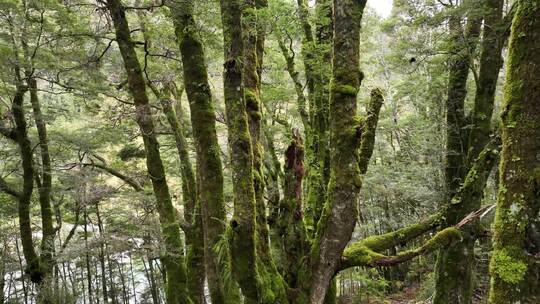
[490,248,527,284]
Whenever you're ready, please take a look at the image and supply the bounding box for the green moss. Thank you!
[360,213,442,252]
[342,244,384,267]
[532,168,540,185]
[333,84,358,96]
[423,227,462,250]
[490,248,527,284]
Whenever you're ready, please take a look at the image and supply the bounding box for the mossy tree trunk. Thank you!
[304,0,333,234]
[167,1,242,302]
[293,0,334,234]
[218,0,261,302]
[11,82,44,284]
[1,65,56,295]
[243,0,267,254]
[434,0,505,301]
[105,1,190,303]
[307,1,369,303]
[137,9,205,301]
[276,130,311,303]
[488,1,540,302]
[159,85,205,304]
[466,0,505,164]
[243,1,289,301]
[29,77,55,281]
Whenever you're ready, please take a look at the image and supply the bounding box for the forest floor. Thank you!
[338,283,488,303]
[386,285,422,303]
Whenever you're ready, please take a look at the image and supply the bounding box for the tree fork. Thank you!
[307,1,371,302]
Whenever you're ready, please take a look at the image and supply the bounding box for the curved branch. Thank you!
[83,162,143,192]
[360,212,443,253]
[340,205,494,270]
[0,176,21,198]
[340,138,500,271]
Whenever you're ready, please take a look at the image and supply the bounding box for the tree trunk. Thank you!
[159,77,205,304]
[95,203,109,304]
[434,1,486,304]
[166,1,239,302]
[29,78,55,283]
[278,130,311,302]
[104,1,190,303]
[488,1,540,302]
[243,0,289,301]
[83,208,94,304]
[308,1,369,303]
[305,0,333,234]
[218,0,259,302]
[11,82,47,285]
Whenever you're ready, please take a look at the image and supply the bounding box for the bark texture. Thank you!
[167,1,242,302]
[434,0,503,301]
[308,1,369,302]
[105,1,190,303]
[488,1,540,302]
[218,0,260,301]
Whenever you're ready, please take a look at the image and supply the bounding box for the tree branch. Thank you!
[340,205,495,270]
[360,212,443,253]
[0,122,16,141]
[0,175,21,198]
[83,161,143,192]
[357,88,384,174]
[339,137,500,271]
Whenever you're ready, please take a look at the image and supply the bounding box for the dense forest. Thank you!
[0,0,539,303]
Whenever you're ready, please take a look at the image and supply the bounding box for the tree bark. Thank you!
[218,0,260,302]
[308,1,369,303]
[166,1,239,302]
[104,1,190,303]
[434,1,493,304]
[11,83,45,284]
[488,1,540,301]
[29,78,56,283]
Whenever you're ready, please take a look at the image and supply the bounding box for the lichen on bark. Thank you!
[488,0,540,302]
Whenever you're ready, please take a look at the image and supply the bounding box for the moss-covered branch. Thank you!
[339,136,500,273]
[359,213,443,253]
[357,88,384,175]
[341,205,494,270]
[341,227,463,269]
